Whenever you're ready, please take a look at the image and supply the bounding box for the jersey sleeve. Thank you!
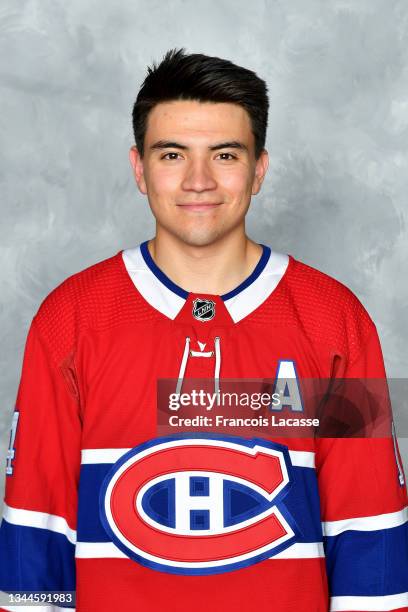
[316,323,408,612]
[0,316,82,610]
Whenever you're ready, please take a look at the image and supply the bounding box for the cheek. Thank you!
[216,167,253,196]
[148,165,182,197]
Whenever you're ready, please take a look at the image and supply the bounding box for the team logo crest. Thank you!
[192,298,215,321]
[99,434,297,575]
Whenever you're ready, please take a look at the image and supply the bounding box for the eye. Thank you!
[161,152,182,160]
[216,152,237,161]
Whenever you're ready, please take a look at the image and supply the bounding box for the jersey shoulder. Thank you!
[251,254,376,365]
[33,250,159,365]
[288,256,376,363]
[288,256,373,322]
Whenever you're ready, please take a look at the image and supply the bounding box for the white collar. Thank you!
[122,242,289,323]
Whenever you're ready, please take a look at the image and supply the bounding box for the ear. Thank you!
[251,149,269,195]
[129,145,147,194]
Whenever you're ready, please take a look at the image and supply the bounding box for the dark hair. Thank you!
[132,48,269,158]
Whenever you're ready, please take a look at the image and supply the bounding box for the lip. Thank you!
[177,202,222,211]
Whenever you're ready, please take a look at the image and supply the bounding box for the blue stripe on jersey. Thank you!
[0,519,75,593]
[78,463,112,541]
[325,520,408,596]
[77,463,323,543]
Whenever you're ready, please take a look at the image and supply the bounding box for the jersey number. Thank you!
[6,410,20,476]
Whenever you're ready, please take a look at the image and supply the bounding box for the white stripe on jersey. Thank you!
[0,596,74,612]
[330,591,408,611]
[76,542,127,558]
[2,503,76,545]
[80,447,316,468]
[289,450,315,468]
[81,448,131,463]
[271,542,324,559]
[323,505,408,536]
[75,540,324,560]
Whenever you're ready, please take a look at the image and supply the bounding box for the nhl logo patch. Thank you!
[192,298,215,322]
[99,434,297,575]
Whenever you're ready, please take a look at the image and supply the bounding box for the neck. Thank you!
[147,228,263,295]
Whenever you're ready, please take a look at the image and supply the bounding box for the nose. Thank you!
[181,159,217,192]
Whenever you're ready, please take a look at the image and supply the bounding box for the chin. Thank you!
[174,227,224,248]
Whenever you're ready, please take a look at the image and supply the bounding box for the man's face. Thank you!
[129,100,268,247]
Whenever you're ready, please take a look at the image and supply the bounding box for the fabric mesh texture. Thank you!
[34,251,163,367]
[243,256,374,366]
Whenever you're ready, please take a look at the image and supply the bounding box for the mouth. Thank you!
[176,202,222,211]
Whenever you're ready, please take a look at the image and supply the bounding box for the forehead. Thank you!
[145,100,254,145]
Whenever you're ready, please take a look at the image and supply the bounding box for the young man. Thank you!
[0,49,407,611]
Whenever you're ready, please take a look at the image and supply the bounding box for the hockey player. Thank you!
[1,49,407,611]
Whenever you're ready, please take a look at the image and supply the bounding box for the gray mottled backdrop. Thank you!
[1,0,408,506]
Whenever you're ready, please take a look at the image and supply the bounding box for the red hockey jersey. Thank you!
[1,241,407,611]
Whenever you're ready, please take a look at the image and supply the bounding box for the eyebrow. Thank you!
[149,140,248,152]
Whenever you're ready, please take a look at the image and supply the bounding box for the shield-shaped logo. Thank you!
[192,298,216,322]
